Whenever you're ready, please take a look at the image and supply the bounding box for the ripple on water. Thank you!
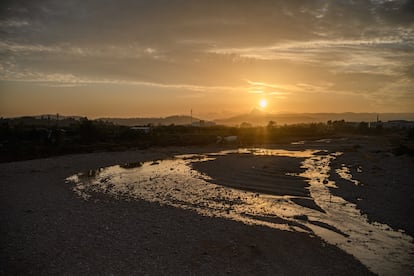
[66,148,414,275]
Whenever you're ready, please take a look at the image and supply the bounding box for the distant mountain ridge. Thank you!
[100,112,414,127]
[5,113,414,127]
[99,115,213,126]
[6,114,84,120]
[214,111,414,126]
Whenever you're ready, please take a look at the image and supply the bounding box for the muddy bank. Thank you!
[184,145,414,275]
[328,137,414,237]
[0,147,372,275]
[192,154,307,196]
[276,136,414,238]
[191,153,324,213]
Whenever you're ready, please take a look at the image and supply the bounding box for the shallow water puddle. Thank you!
[66,148,414,275]
[335,165,360,185]
[299,153,413,275]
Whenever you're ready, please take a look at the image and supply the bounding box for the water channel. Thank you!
[66,148,414,275]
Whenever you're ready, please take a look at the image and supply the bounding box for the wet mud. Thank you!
[66,146,414,275]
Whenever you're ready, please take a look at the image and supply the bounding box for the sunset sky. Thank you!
[1,0,413,119]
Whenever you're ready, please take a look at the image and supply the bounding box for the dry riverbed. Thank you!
[1,137,413,275]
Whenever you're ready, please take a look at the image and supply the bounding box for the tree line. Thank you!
[0,117,412,162]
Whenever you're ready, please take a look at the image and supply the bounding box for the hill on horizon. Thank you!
[99,112,414,127]
[214,111,414,126]
[4,112,414,127]
[99,115,215,126]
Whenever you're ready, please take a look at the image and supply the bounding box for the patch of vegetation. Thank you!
[0,117,411,162]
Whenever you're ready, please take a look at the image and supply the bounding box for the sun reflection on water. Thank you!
[66,148,414,275]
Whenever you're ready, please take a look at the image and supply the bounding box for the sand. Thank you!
[1,137,412,275]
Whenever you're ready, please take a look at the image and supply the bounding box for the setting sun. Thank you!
[259,99,267,109]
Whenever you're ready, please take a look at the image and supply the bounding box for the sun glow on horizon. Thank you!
[259,99,267,109]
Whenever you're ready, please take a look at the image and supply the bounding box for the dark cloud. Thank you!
[0,1,364,44]
[1,0,411,47]
[375,0,414,25]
